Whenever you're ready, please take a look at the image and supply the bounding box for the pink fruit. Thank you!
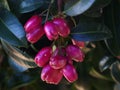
[44,21,59,40]
[53,18,70,37]
[66,56,73,65]
[26,26,45,43]
[41,64,63,84]
[24,15,42,33]
[34,47,52,67]
[49,55,67,69]
[72,39,85,48]
[62,64,78,83]
[66,45,85,62]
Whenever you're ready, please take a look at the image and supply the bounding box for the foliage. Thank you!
[0,0,120,90]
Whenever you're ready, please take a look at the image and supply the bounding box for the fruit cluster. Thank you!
[24,15,85,84]
[24,15,70,43]
[34,45,84,84]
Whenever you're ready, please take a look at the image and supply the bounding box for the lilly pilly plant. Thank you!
[0,0,120,89]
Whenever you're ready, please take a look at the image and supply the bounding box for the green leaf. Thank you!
[83,0,112,17]
[86,0,112,12]
[7,0,50,13]
[8,57,28,72]
[99,55,116,72]
[64,0,95,16]
[111,61,120,84]
[104,0,120,56]
[71,18,112,41]
[0,0,10,10]
[89,67,111,81]
[1,40,37,68]
[0,8,27,47]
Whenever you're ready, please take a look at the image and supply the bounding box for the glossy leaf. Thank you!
[8,57,28,72]
[71,20,112,41]
[99,55,116,72]
[0,8,27,47]
[89,67,111,81]
[1,40,37,68]
[7,0,50,13]
[64,0,95,16]
[104,0,120,56]
[111,61,120,83]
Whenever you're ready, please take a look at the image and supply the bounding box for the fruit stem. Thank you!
[30,44,38,52]
[70,17,77,27]
[45,0,54,22]
[57,0,63,14]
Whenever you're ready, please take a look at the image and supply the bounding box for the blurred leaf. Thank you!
[7,72,37,89]
[0,0,10,10]
[7,0,50,13]
[114,84,120,90]
[1,40,37,69]
[99,55,116,72]
[83,9,102,18]
[71,19,112,41]
[89,67,111,81]
[83,0,112,17]
[0,8,27,47]
[86,0,112,12]
[8,57,28,72]
[111,61,120,84]
[104,0,120,56]
[64,0,95,16]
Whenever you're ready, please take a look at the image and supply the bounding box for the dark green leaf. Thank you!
[8,57,28,72]
[7,72,37,89]
[99,55,116,72]
[89,67,111,80]
[1,40,37,68]
[0,0,10,10]
[104,0,120,56]
[7,0,50,13]
[83,9,102,18]
[83,0,112,17]
[71,19,112,41]
[85,0,112,12]
[111,61,120,84]
[64,0,95,16]
[0,8,27,47]
[114,84,120,90]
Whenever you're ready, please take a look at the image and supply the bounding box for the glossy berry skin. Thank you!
[44,21,58,40]
[34,47,52,67]
[26,26,45,43]
[41,64,63,84]
[62,64,78,83]
[49,55,67,69]
[72,39,85,48]
[66,45,85,62]
[24,15,42,33]
[53,18,70,37]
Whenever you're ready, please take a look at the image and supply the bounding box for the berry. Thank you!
[34,46,52,67]
[44,21,59,40]
[66,45,85,62]
[53,18,70,37]
[62,64,78,83]
[49,55,67,69]
[26,25,44,43]
[41,64,63,84]
[24,15,42,33]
